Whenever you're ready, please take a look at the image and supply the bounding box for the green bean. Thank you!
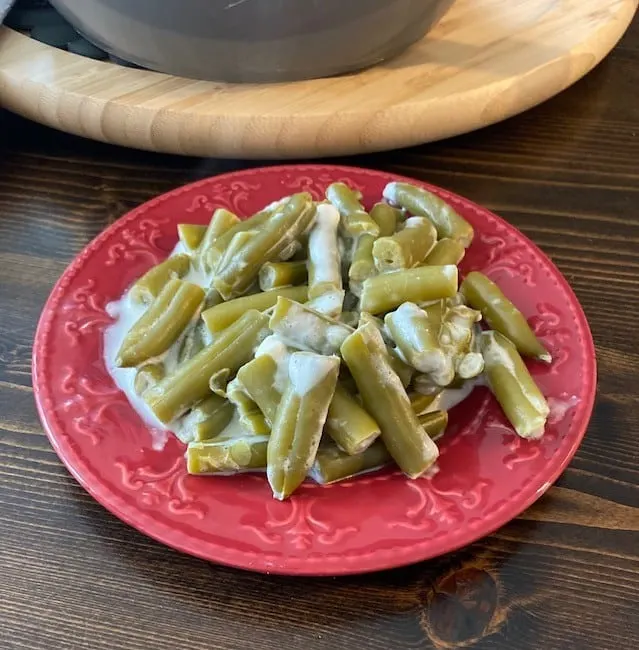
[349,235,376,283]
[409,392,439,415]
[213,193,316,299]
[133,363,165,397]
[325,383,381,455]
[208,368,231,397]
[326,183,380,237]
[178,321,208,364]
[202,285,308,334]
[117,279,205,368]
[269,297,353,355]
[177,224,207,251]
[370,202,400,237]
[309,441,391,485]
[418,410,448,441]
[258,261,307,291]
[307,202,343,299]
[424,238,466,266]
[385,302,451,384]
[383,182,474,247]
[360,265,458,314]
[267,352,340,500]
[358,312,414,387]
[180,394,234,443]
[341,324,439,478]
[129,254,191,304]
[372,217,437,272]
[480,331,549,439]
[226,379,270,435]
[236,357,281,426]
[144,310,269,423]
[197,208,241,273]
[461,272,551,363]
[413,373,444,396]
[304,290,345,319]
[206,203,278,269]
[187,436,269,474]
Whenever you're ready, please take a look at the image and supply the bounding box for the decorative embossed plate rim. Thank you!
[33,165,597,576]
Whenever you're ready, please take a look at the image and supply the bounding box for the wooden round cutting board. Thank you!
[0,0,636,159]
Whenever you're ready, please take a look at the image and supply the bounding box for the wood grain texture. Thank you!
[0,0,636,159]
[1,14,639,649]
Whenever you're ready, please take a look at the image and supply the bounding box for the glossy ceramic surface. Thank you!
[33,165,596,575]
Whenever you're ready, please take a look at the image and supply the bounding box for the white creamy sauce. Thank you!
[547,395,580,423]
[288,352,339,396]
[382,182,400,205]
[426,379,480,413]
[305,290,345,318]
[308,203,342,287]
[255,335,291,394]
[103,296,169,433]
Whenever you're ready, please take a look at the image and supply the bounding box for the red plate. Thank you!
[33,165,596,575]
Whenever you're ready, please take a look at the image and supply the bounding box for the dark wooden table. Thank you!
[2,18,639,650]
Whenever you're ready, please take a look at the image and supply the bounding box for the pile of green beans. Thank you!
[111,183,552,501]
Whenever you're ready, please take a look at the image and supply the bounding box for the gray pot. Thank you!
[48,0,454,82]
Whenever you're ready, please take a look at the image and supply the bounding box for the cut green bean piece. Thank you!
[480,331,549,439]
[424,238,466,266]
[134,363,165,397]
[177,224,207,251]
[307,203,343,299]
[267,352,340,500]
[144,310,269,423]
[349,234,376,283]
[385,303,451,383]
[418,410,448,441]
[213,193,316,299]
[178,321,208,364]
[461,272,551,362]
[117,279,205,368]
[197,208,241,273]
[202,285,308,334]
[180,394,234,443]
[360,265,458,314]
[226,379,270,435]
[383,182,474,246]
[373,217,437,272]
[129,254,191,304]
[208,368,231,397]
[358,312,413,387]
[269,297,353,355]
[236,336,291,425]
[409,392,439,415]
[304,290,345,319]
[236,358,280,426]
[325,383,381,455]
[187,436,269,474]
[206,203,278,269]
[310,441,391,485]
[258,261,307,291]
[341,324,439,478]
[326,183,380,237]
[370,202,400,237]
